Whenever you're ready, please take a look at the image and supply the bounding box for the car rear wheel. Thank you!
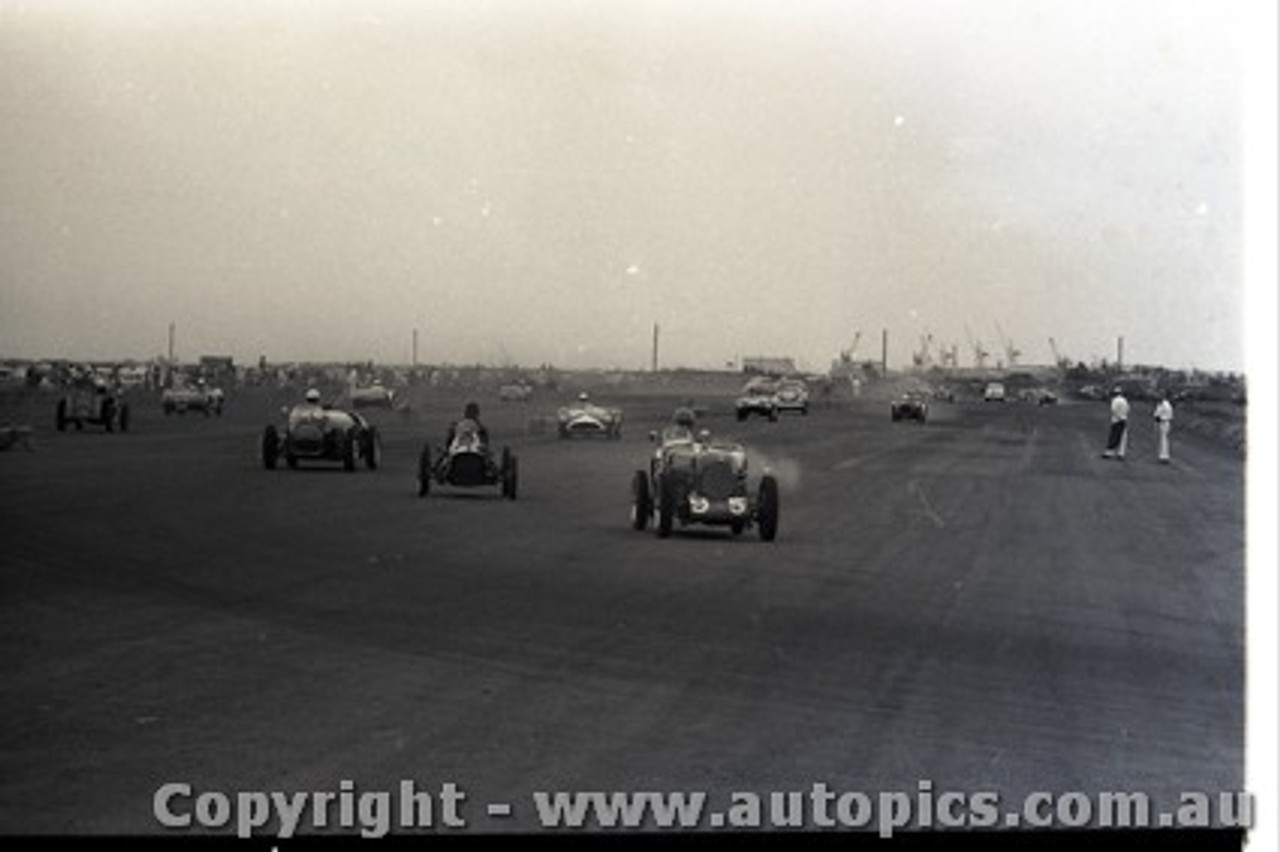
[417,445,432,497]
[262,425,279,470]
[362,427,380,470]
[656,474,674,538]
[631,470,651,531]
[342,429,357,472]
[502,452,519,500]
[757,475,779,542]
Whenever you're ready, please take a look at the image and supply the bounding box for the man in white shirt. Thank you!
[1153,393,1174,463]
[1102,386,1131,460]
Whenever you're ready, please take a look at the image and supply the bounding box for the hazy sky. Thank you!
[0,0,1256,371]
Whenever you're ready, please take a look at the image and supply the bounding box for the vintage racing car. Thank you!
[890,392,930,423]
[557,394,623,439]
[261,403,380,471]
[734,377,779,422]
[56,382,131,433]
[417,425,518,499]
[498,381,534,402]
[349,382,395,410]
[630,426,778,541]
[772,378,810,415]
[162,381,224,416]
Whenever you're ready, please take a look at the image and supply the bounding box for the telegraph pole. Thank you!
[881,328,889,375]
[168,322,175,364]
[652,322,660,372]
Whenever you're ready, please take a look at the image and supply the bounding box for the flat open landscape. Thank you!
[0,384,1244,834]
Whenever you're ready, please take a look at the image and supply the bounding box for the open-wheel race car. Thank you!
[349,382,395,410]
[630,426,778,540]
[557,393,623,439]
[890,391,930,423]
[162,381,224,416]
[417,424,518,499]
[56,383,131,433]
[261,403,380,471]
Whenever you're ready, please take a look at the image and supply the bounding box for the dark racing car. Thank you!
[417,422,518,500]
[890,391,930,423]
[630,425,778,541]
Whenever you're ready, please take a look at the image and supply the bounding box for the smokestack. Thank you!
[1117,336,1124,371]
[882,328,889,374]
[412,328,419,367]
[168,322,175,364]
[652,322,660,372]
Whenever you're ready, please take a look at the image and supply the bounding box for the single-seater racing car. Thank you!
[557,394,623,439]
[630,425,778,541]
[56,381,131,433]
[261,402,380,471]
[890,392,930,423]
[417,422,518,499]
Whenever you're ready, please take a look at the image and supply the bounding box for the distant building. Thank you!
[741,357,797,376]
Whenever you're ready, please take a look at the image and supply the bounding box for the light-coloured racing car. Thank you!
[262,403,380,471]
[162,382,224,416]
[557,394,623,439]
[349,382,395,410]
[734,377,779,422]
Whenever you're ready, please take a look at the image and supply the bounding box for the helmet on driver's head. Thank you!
[577,391,589,401]
[464,401,480,419]
[672,407,696,427]
[305,388,321,403]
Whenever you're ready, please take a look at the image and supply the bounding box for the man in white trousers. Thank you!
[1102,386,1130,460]
[1153,392,1174,463]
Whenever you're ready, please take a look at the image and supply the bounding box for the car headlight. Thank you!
[728,497,748,515]
[689,496,710,514]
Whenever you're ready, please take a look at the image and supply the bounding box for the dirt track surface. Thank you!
[0,388,1244,834]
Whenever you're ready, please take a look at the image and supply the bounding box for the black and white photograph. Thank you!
[1,0,1274,845]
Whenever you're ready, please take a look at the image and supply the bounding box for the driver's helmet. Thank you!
[305,388,321,403]
[464,401,480,420]
[672,407,696,428]
[577,392,589,402]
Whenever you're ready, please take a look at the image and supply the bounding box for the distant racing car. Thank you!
[162,382,223,416]
[557,394,623,439]
[56,382,130,433]
[349,382,395,410]
[261,403,380,471]
[498,381,534,402]
[891,392,930,423]
[735,378,779,422]
[630,426,778,541]
[772,378,810,415]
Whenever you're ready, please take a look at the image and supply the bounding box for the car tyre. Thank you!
[342,429,357,472]
[656,474,674,538]
[417,445,432,497]
[757,475,779,542]
[262,425,279,470]
[503,453,519,500]
[56,399,68,432]
[362,427,380,470]
[631,470,651,531]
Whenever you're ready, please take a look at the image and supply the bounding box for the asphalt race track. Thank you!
[0,388,1244,835]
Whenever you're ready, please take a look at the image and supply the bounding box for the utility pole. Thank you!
[412,328,419,368]
[652,322,660,372]
[881,328,889,375]
[167,322,175,364]
[1117,336,1125,371]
